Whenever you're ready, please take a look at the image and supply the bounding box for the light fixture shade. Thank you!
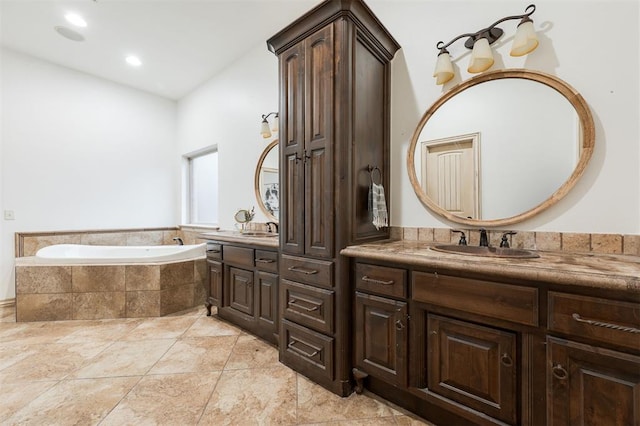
[467,37,494,73]
[433,52,455,85]
[510,20,538,57]
[260,120,272,139]
[271,114,279,132]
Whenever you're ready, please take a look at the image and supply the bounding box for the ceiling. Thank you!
[1,0,321,100]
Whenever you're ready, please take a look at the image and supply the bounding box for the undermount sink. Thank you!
[431,244,539,259]
[239,231,278,238]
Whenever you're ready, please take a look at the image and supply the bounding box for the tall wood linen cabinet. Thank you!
[267,0,400,396]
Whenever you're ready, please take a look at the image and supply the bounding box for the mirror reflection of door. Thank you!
[421,133,480,219]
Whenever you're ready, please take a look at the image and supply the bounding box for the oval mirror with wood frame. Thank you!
[254,140,279,223]
[407,69,594,227]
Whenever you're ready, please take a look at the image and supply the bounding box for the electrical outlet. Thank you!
[4,210,15,220]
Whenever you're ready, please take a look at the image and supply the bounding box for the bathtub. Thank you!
[34,243,206,264]
[15,243,208,321]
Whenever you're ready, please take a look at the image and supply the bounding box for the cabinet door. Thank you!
[303,25,334,258]
[207,259,223,308]
[280,40,306,255]
[548,337,640,426]
[255,271,278,335]
[226,266,254,317]
[428,314,517,424]
[354,292,407,387]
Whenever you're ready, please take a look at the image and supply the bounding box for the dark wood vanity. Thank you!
[343,241,640,426]
[203,234,279,345]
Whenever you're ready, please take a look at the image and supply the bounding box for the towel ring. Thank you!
[368,165,382,185]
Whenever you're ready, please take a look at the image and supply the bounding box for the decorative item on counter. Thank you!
[368,166,388,230]
[234,207,255,233]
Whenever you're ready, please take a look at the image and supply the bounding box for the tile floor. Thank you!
[0,304,433,425]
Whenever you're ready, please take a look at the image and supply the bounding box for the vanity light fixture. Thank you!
[260,112,278,138]
[433,4,538,85]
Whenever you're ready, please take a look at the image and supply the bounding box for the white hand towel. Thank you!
[369,182,388,230]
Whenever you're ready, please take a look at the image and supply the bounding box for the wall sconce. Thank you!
[260,112,278,138]
[433,4,538,85]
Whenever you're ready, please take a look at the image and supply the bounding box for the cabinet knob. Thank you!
[395,320,405,331]
[552,364,568,380]
[500,353,513,367]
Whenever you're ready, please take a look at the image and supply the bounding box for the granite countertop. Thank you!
[341,240,640,294]
[198,230,279,248]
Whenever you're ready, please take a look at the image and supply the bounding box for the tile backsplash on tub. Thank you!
[16,227,183,257]
[391,227,639,256]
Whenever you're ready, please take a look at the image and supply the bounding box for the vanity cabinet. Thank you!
[546,292,640,425]
[346,251,640,426]
[547,337,640,425]
[409,270,531,425]
[353,262,408,390]
[204,240,279,345]
[427,314,517,424]
[268,0,400,396]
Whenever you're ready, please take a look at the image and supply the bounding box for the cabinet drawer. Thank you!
[223,246,254,268]
[281,254,334,288]
[355,263,406,298]
[280,319,334,382]
[255,249,278,273]
[206,243,222,260]
[412,271,539,326]
[282,279,334,334]
[548,292,640,351]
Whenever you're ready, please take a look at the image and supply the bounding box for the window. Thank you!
[186,148,218,225]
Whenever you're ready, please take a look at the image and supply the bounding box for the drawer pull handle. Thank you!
[207,249,221,253]
[395,320,405,331]
[500,353,513,367]
[288,266,318,275]
[362,276,394,286]
[287,338,319,358]
[255,258,275,264]
[572,313,640,334]
[288,298,320,312]
[552,364,568,380]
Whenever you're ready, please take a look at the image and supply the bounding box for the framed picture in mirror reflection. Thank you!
[261,167,279,216]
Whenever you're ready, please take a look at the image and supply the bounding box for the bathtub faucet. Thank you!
[173,237,184,245]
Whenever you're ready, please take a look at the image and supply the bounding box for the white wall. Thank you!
[371,0,639,233]
[176,44,280,230]
[178,1,638,236]
[0,47,178,300]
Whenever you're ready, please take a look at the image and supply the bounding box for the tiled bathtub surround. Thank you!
[390,227,640,256]
[15,227,210,258]
[15,260,207,322]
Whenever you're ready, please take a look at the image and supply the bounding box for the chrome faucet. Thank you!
[266,222,279,234]
[173,237,184,245]
[479,229,489,247]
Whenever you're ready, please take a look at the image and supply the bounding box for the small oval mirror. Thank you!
[407,69,594,227]
[234,208,254,223]
[254,140,279,222]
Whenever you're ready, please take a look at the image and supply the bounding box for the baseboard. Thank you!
[0,298,16,308]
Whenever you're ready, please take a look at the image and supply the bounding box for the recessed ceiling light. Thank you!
[125,55,142,67]
[65,13,87,28]
[54,26,85,42]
